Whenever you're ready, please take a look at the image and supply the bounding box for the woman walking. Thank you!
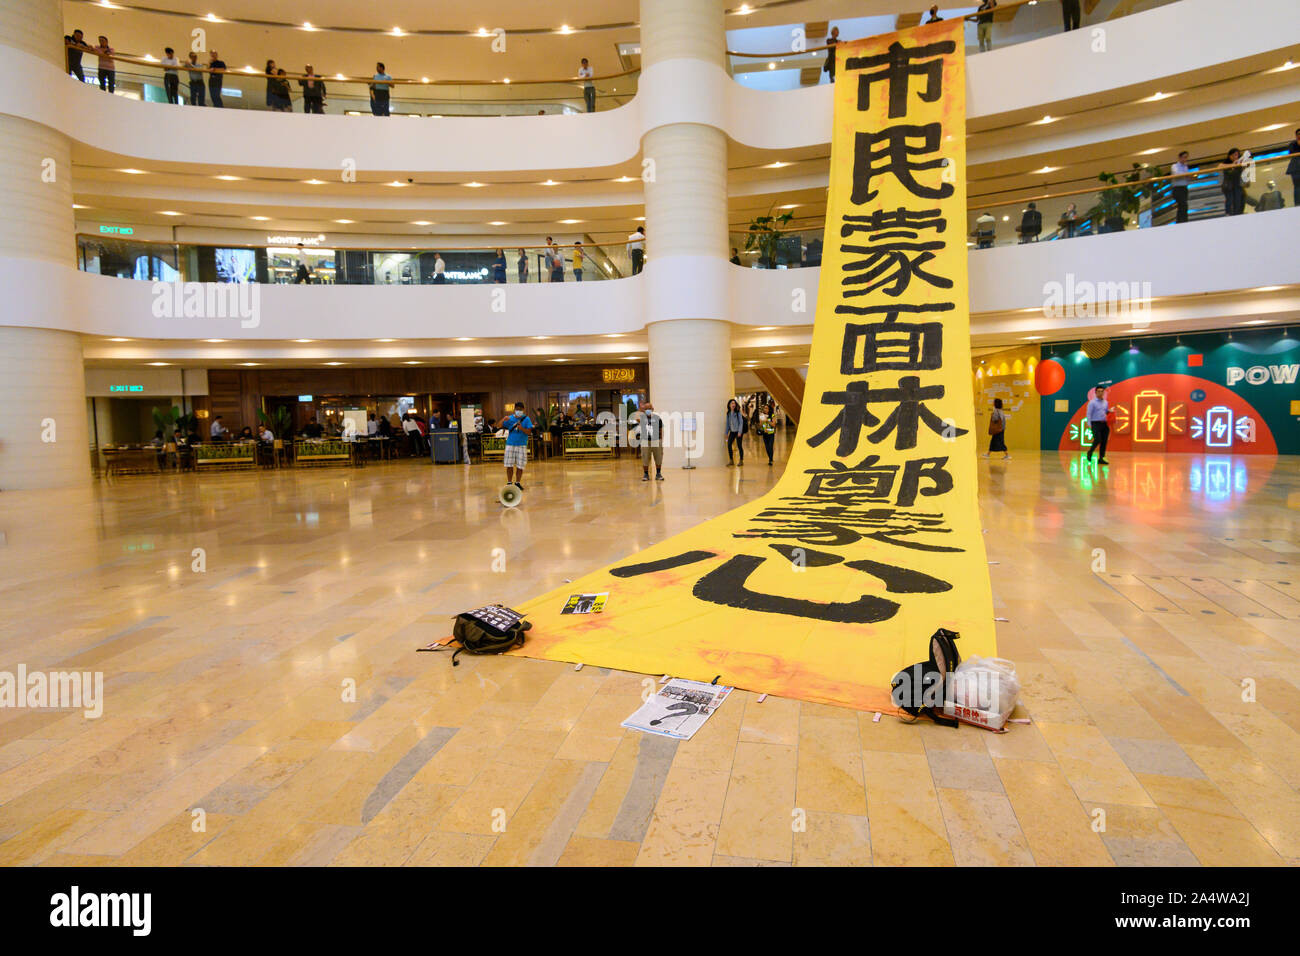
[757,402,777,465]
[725,399,746,466]
[982,398,1010,460]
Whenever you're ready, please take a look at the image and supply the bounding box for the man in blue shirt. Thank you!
[370,62,392,116]
[503,403,533,490]
[1085,385,1110,465]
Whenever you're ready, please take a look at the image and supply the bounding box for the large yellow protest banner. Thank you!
[515,20,995,712]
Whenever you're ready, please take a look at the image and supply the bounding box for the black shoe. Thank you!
[514,482,524,490]
[1097,459,1108,466]
[642,474,650,481]
[726,461,734,467]
[655,473,664,481]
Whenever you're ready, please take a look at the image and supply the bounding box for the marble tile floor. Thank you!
[0,445,1296,866]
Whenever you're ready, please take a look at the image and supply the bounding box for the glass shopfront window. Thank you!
[266,247,337,284]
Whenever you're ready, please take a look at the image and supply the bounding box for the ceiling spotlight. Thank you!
[250,216,270,221]
[334,219,354,224]
[158,210,183,216]
[465,181,485,188]
[410,220,432,226]
[203,338,226,343]
[119,168,147,174]
[214,174,243,181]
[293,338,314,343]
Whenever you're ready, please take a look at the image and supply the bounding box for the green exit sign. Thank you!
[109,385,144,392]
[99,225,135,235]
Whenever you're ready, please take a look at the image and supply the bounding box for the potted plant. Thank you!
[258,405,294,440]
[151,404,179,441]
[744,206,795,268]
[1087,163,1162,233]
[533,403,557,456]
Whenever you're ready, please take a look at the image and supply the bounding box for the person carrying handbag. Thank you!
[982,398,1009,460]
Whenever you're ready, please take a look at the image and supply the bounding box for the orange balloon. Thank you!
[1035,358,1065,396]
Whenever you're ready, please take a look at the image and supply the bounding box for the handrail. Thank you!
[64,43,639,87]
[725,0,1037,58]
[75,233,639,254]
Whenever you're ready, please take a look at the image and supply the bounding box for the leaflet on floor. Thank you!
[621,679,732,741]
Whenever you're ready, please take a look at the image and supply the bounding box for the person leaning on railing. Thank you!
[370,63,392,117]
[94,36,115,93]
[971,211,996,249]
[186,52,206,106]
[208,51,226,107]
[161,47,180,104]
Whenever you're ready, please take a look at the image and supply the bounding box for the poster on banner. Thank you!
[561,593,608,615]
[512,20,995,713]
[621,679,732,741]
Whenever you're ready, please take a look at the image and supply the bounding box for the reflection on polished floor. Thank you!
[0,443,1297,866]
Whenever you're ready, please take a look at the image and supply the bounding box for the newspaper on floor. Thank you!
[621,678,732,741]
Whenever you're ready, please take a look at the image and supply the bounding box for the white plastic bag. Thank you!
[947,656,1020,729]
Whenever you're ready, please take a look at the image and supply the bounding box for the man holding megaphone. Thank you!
[503,402,533,491]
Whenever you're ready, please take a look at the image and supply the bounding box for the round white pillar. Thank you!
[640,0,734,468]
[0,0,91,489]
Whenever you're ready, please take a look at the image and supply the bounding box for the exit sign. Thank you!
[109,385,144,392]
[98,225,135,236]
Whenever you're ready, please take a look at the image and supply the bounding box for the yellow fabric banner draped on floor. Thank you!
[514,20,995,712]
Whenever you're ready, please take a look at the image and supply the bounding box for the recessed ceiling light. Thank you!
[335,73,346,80]
[119,168,147,175]
[532,335,551,340]
[240,362,260,367]
[250,216,270,221]
[454,337,475,341]
[386,180,408,187]
[778,204,798,210]
[550,358,569,362]
[623,355,641,360]
[323,362,345,366]
[203,338,226,343]
[766,161,789,168]
[465,182,485,188]
[1250,286,1283,292]
[147,362,169,366]
[613,176,635,183]
[769,350,787,355]
[410,220,432,226]
[1140,91,1176,102]
[1033,165,1059,173]
[72,204,88,209]
[391,27,405,37]
[214,174,243,181]
[559,24,573,34]
[334,219,354,224]
[404,361,421,364]
[1134,148,1163,156]
[294,338,314,343]
[632,216,645,222]
[477,27,489,36]
[376,338,395,342]
[107,337,130,342]
[158,210,183,216]
[421,77,429,83]
[559,219,583,224]
[604,333,624,338]
[1031,115,1057,125]
[487,221,508,226]
[768,62,776,70]
[502,78,510,84]
[303,179,325,185]
[1002,215,1010,221]
[754,326,777,331]
[540,179,559,186]
[1241,319,1270,325]
[302,22,316,31]
[479,359,498,364]
[1023,336,1044,341]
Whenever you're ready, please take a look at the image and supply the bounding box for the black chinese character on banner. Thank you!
[801,455,953,508]
[610,547,952,624]
[846,40,955,119]
[737,503,961,553]
[809,376,968,454]
[840,307,949,373]
[851,125,953,204]
[841,208,947,239]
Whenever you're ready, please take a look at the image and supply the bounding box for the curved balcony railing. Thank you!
[731,146,1297,267]
[76,235,640,284]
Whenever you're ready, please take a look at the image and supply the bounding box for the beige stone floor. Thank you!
[0,441,1297,866]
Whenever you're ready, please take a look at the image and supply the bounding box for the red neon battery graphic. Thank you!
[1132,389,1166,443]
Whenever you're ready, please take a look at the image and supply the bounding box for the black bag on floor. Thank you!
[890,628,961,728]
[450,605,531,666]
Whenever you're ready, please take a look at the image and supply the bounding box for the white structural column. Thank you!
[0,0,89,489]
[640,0,734,468]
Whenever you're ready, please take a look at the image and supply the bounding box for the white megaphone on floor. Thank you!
[499,483,522,508]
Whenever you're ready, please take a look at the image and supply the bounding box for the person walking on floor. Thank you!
[578,58,595,112]
[725,399,746,466]
[982,398,1010,460]
[757,402,777,466]
[1086,385,1111,465]
[94,36,115,92]
[207,51,226,107]
[634,402,664,481]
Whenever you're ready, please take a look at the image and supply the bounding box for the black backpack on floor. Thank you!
[450,605,531,666]
[891,628,961,728]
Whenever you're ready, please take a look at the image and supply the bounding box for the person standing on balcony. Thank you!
[627,226,645,275]
[972,211,995,249]
[1257,180,1285,211]
[1058,202,1079,238]
[493,249,507,283]
[370,63,392,116]
[432,253,446,284]
[823,27,839,83]
[161,48,181,104]
[730,247,741,265]
[186,52,206,106]
[299,66,326,114]
[549,242,565,282]
[1017,202,1042,243]
[578,58,595,112]
[1171,151,1192,223]
[264,59,278,109]
[1286,129,1300,208]
[94,37,114,93]
[517,248,529,283]
[293,244,312,284]
[1221,148,1246,216]
[65,30,88,81]
[208,51,226,107]
[1085,386,1110,466]
[573,241,584,281]
[924,6,942,23]
[976,1,996,52]
[1061,0,1081,32]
